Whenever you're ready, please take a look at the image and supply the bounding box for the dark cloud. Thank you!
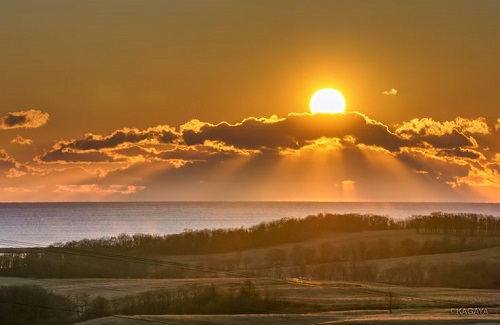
[55,125,178,152]
[39,112,492,168]
[183,112,406,152]
[0,110,49,130]
[36,112,495,171]
[155,147,232,161]
[37,149,116,163]
[37,125,180,163]
[421,130,475,149]
[437,148,482,159]
[4,115,26,127]
[28,111,499,200]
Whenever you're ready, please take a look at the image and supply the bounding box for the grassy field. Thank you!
[155,229,500,270]
[7,274,490,324]
[1,228,499,324]
[75,309,500,325]
[1,276,499,304]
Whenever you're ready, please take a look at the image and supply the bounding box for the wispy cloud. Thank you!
[396,117,490,137]
[0,187,36,193]
[0,110,49,130]
[1,150,19,169]
[382,88,398,95]
[0,149,39,179]
[5,168,27,178]
[53,184,145,195]
[10,136,33,145]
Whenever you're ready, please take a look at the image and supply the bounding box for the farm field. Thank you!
[76,309,500,325]
[5,276,493,324]
[2,276,500,306]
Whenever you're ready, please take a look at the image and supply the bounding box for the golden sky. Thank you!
[0,0,499,202]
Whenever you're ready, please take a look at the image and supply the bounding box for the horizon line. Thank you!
[0,200,498,204]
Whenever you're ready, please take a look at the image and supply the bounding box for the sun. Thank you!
[309,88,346,114]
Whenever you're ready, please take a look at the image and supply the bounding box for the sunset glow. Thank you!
[0,1,498,202]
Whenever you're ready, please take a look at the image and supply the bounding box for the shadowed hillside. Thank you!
[1,213,499,289]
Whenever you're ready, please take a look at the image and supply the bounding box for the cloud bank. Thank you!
[1,111,499,201]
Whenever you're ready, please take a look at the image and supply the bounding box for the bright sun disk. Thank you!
[310,88,346,114]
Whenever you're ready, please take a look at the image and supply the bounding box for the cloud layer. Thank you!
[1,111,499,201]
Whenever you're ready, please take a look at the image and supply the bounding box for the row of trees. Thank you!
[54,213,396,254]
[265,260,500,289]
[2,234,496,279]
[52,213,499,255]
[79,280,317,320]
[264,236,500,267]
[265,237,500,267]
[0,285,76,324]
[0,250,155,278]
[0,282,316,324]
[405,213,500,235]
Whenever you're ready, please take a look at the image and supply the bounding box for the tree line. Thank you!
[405,212,500,236]
[0,285,76,324]
[52,213,498,255]
[263,236,500,268]
[0,213,498,279]
[271,260,500,289]
[54,213,397,255]
[258,236,500,289]
[79,280,319,320]
[0,282,318,324]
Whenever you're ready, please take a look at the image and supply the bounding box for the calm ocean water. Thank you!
[0,202,499,246]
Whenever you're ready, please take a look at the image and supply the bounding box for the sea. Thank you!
[0,202,499,247]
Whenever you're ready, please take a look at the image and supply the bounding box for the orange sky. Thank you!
[0,0,499,202]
